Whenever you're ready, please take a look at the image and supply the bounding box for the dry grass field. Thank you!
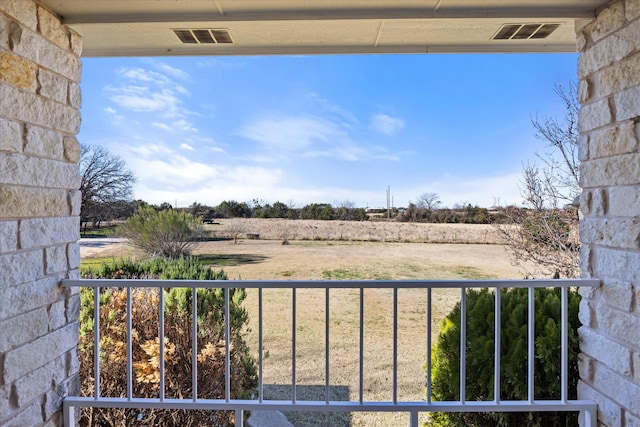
[81,219,527,426]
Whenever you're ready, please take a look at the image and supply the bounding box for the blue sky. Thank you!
[78,53,578,209]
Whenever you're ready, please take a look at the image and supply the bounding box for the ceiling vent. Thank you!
[492,23,560,40]
[173,29,233,44]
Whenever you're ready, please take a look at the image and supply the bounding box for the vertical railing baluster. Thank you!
[528,287,535,403]
[460,286,466,404]
[127,287,133,400]
[393,287,398,404]
[258,288,264,403]
[292,288,297,404]
[192,286,198,401]
[494,287,501,403]
[159,287,165,401]
[325,287,330,404]
[426,288,432,404]
[225,287,231,402]
[561,285,568,403]
[94,286,100,399]
[359,287,364,404]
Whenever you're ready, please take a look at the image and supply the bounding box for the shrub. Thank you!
[430,287,580,427]
[79,257,257,426]
[118,206,204,258]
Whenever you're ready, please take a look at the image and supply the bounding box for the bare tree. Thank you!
[416,192,442,210]
[80,144,136,228]
[495,83,580,278]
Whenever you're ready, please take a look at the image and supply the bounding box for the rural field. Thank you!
[81,219,529,427]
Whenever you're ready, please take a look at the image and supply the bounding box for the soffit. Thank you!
[37,0,610,57]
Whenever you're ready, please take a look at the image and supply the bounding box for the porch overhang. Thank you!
[38,0,609,57]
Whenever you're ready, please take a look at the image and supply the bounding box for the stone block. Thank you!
[69,29,82,56]
[0,250,43,290]
[68,189,81,216]
[597,52,640,99]
[590,1,626,43]
[0,307,48,352]
[20,216,79,249]
[578,19,640,78]
[578,78,592,103]
[581,217,640,250]
[67,243,80,270]
[1,0,37,31]
[12,27,81,82]
[3,322,78,384]
[0,12,9,50]
[578,381,623,427]
[578,353,594,382]
[25,125,63,159]
[0,276,62,320]
[37,68,68,104]
[627,0,640,21]
[614,84,640,122]
[609,185,640,217]
[593,246,640,284]
[45,245,67,275]
[65,293,80,325]
[13,357,64,408]
[0,386,13,424]
[68,82,81,109]
[48,299,66,331]
[578,97,612,132]
[578,134,589,162]
[0,50,36,91]
[634,352,640,382]
[602,278,634,312]
[0,117,22,153]
[0,221,18,254]
[37,6,69,50]
[579,326,632,377]
[627,411,640,427]
[579,244,593,277]
[0,186,69,218]
[67,348,79,377]
[581,153,640,188]
[0,83,80,134]
[0,153,80,189]
[593,362,640,415]
[62,136,80,163]
[579,299,594,328]
[588,120,638,159]
[1,401,43,427]
[595,299,640,347]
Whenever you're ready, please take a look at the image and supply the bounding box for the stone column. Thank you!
[577,0,640,426]
[0,1,82,426]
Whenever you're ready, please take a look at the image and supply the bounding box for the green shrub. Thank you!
[79,257,257,426]
[430,287,580,427]
[118,206,204,258]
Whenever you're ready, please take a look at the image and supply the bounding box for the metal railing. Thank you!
[61,278,599,426]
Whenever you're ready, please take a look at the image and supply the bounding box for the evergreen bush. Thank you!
[430,287,580,427]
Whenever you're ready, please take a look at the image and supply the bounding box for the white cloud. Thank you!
[104,107,117,114]
[370,113,405,135]
[152,122,172,131]
[239,114,342,150]
[180,143,194,151]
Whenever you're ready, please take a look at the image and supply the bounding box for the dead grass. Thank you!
[81,220,527,426]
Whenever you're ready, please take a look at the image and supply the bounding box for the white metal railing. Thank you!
[61,278,599,426]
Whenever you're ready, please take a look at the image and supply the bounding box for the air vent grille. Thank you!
[173,29,234,44]
[493,23,560,40]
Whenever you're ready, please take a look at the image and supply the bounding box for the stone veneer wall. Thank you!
[0,0,82,426]
[577,0,640,426]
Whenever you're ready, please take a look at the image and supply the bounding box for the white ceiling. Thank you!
[38,0,609,57]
